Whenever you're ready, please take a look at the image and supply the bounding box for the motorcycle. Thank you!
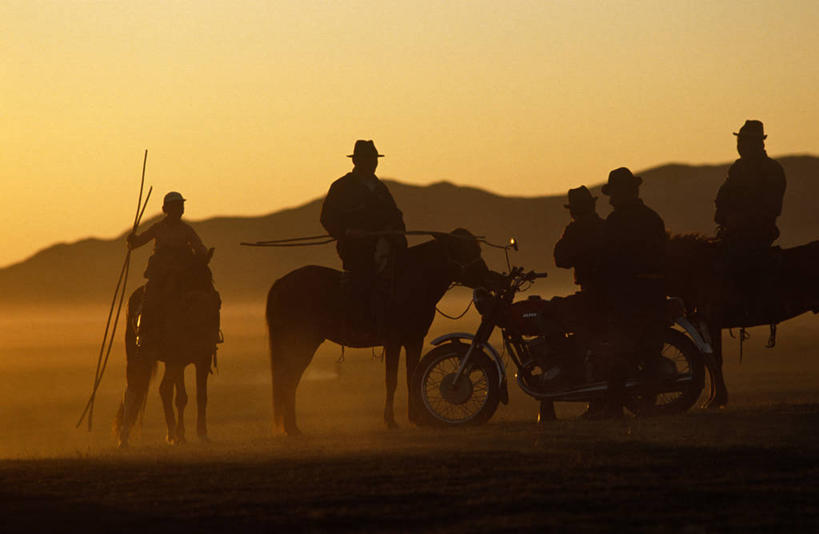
[412,265,714,426]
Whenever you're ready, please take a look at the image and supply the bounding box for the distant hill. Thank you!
[2,155,817,305]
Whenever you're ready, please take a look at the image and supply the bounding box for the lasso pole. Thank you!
[77,150,151,430]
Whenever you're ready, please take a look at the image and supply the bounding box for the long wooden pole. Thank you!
[76,150,150,430]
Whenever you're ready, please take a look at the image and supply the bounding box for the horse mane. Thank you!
[667,232,719,259]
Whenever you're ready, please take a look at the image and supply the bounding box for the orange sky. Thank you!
[2,1,817,267]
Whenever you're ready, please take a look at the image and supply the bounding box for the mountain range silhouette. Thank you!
[4,155,817,305]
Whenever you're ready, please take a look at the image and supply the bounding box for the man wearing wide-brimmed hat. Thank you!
[598,167,668,418]
[554,186,605,291]
[536,185,607,422]
[715,120,786,250]
[321,140,407,274]
[320,140,407,330]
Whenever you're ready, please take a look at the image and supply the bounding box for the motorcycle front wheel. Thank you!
[412,342,500,427]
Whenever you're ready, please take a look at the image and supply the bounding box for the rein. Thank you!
[241,230,510,249]
[436,299,473,320]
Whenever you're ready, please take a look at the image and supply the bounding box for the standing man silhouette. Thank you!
[320,140,407,336]
[599,168,667,418]
[538,186,606,423]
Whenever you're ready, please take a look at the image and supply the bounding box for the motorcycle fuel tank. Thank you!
[506,295,549,336]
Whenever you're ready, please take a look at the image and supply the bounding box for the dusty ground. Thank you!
[1,300,819,532]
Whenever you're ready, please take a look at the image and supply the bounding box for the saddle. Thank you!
[336,271,395,347]
[137,262,222,360]
[718,245,784,325]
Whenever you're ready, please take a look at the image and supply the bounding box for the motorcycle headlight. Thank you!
[472,287,494,316]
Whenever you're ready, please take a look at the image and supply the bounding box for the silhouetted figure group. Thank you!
[546,120,786,418]
[129,119,786,423]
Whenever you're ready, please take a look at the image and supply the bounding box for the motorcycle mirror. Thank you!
[509,237,518,251]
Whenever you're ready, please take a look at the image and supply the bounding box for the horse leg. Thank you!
[159,363,181,444]
[384,343,401,429]
[270,335,317,436]
[195,359,210,442]
[404,338,423,425]
[174,366,188,444]
[706,322,728,409]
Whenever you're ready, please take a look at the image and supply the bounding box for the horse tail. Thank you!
[266,280,285,432]
[113,285,158,443]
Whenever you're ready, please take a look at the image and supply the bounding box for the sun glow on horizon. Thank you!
[2,0,818,267]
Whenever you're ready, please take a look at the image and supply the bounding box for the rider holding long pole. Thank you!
[127,192,209,357]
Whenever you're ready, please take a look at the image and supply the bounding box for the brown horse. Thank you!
[666,234,819,407]
[265,229,496,436]
[114,252,221,447]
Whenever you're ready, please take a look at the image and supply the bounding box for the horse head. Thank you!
[436,228,494,289]
[179,248,216,293]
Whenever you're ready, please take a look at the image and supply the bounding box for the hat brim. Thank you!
[733,132,767,139]
[602,177,641,195]
[347,154,385,158]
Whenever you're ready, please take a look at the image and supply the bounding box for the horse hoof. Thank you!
[385,419,399,430]
[166,434,186,446]
[706,393,728,410]
[705,400,727,410]
[117,440,129,450]
[198,435,211,444]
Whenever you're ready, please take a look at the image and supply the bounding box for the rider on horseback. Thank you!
[714,120,786,319]
[715,120,786,251]
[320,140,407,336]
[127,191,209,356]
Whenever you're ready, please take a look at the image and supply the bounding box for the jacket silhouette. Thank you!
[320,170,407,274]
[554,212,605,291]
[602,198,666,294]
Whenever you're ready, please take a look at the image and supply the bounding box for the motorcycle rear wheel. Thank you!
[412,342,500,427]
[624,328,705,416]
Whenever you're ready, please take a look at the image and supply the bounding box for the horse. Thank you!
[665,234,819,407]
[265,228,496,436]
[114,250,221,447]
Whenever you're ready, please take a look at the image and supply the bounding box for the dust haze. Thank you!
[2,288,819,459]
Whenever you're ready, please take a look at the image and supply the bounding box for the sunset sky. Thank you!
[2,0,817,267]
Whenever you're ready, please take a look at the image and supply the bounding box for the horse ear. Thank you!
[207,247,215,263]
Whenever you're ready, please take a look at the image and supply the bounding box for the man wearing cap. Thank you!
[127,191,209,353]
[715,120,786,251]
[320,140,407,330]
[599,168,667,418]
